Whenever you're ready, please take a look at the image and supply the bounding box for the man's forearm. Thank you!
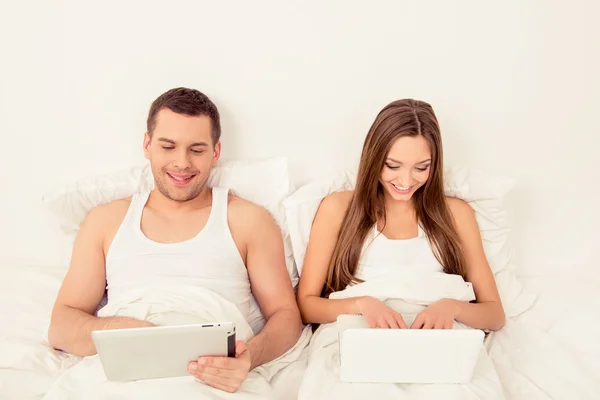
[246,306,302,370]
[48,305,153,356]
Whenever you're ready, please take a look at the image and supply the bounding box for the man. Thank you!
[48,87,303,393]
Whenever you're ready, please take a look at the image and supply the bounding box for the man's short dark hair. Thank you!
[147,87,221,144]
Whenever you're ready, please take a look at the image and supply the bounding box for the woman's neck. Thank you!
[384,194,415,215]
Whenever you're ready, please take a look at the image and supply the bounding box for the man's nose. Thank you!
[173,150,192,169]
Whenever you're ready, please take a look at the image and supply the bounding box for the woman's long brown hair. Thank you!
[322,99,467,297]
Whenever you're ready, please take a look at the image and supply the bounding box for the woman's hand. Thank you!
[356,296,408,329]
[410,298,459,329]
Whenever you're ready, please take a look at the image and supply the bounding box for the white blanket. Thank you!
[485,318,600,400]
[297,272,506,400]
[296,272,600,400]
[41,284,311,400]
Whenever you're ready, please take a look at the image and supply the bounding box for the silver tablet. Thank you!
[92,322,236,382]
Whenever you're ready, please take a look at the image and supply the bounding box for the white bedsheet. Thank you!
[1,265,599,400]
[510,275,600,386]
[0,265,67,400]
[298,273,505,400]
[0,265,309,400]
[41,285,311,400]
[296,273,600,400]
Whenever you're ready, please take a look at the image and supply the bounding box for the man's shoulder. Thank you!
[89,197,132,217]
[224,193,282,257]
[226,194,273,225]
[84,197,132,229]
[224,193,284,242]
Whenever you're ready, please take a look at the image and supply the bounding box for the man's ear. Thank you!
[212,141,221,167]
[143,132,151,160]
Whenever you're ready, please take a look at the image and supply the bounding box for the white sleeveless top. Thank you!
[354,223,444,281]
[104,186,264,332]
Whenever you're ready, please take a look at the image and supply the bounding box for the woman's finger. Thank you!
[365,315,378,328]
[410,314,425,329]
[377,318,390,329]
[394,312,408,329]
[385,314,400,329]
[422,318,434,329]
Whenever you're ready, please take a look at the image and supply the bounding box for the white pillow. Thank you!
[42,157,299,287]
[282,166,536,318]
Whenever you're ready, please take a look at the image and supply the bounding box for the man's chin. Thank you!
[156,185,203,202]
[167,194,196,202]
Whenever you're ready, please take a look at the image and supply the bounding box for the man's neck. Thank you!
[146,187,213,214]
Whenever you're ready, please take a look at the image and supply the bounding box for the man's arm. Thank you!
[243,207,303,369]
[187,200,303,393]
[48,203,153,357]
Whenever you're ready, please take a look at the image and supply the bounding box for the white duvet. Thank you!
[296,272,600,400]
[40,285,311,400]
[2,265,599,400]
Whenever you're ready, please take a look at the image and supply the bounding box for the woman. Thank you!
[297,99,505,331]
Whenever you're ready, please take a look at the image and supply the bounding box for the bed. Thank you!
[1,264,598,400]
[0,264,311,400]
[1,160,599,399]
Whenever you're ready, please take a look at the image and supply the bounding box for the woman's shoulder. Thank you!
[445,196,478,231]
[446,196,474,218]
[321,190,353,210]
[324,190,354,205]
[316,190,354,221]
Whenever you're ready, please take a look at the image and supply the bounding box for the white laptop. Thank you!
[337,314,484,384]
[92,322,235,382]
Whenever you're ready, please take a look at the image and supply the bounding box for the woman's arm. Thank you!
[296,191,364,324]
[447,197,506,331]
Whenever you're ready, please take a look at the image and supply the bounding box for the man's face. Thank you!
[143,108,220,202]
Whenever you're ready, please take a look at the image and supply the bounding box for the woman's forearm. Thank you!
[299,295,505,331]
[452,299,506,331]
[298,295,362,324]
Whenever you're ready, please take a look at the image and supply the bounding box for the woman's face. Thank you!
[380,135,432,202]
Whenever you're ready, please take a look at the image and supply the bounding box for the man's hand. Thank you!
[188,340,252,393]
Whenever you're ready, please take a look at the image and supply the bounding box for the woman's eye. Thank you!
[415,166,430,172]
[385,163,399,170]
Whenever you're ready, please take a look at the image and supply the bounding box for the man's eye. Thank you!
[162,146,174,150]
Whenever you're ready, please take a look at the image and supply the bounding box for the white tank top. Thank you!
[354,223,444,281]
[104,186,264,332]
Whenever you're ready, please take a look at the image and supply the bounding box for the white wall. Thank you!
[1,1,599,279]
